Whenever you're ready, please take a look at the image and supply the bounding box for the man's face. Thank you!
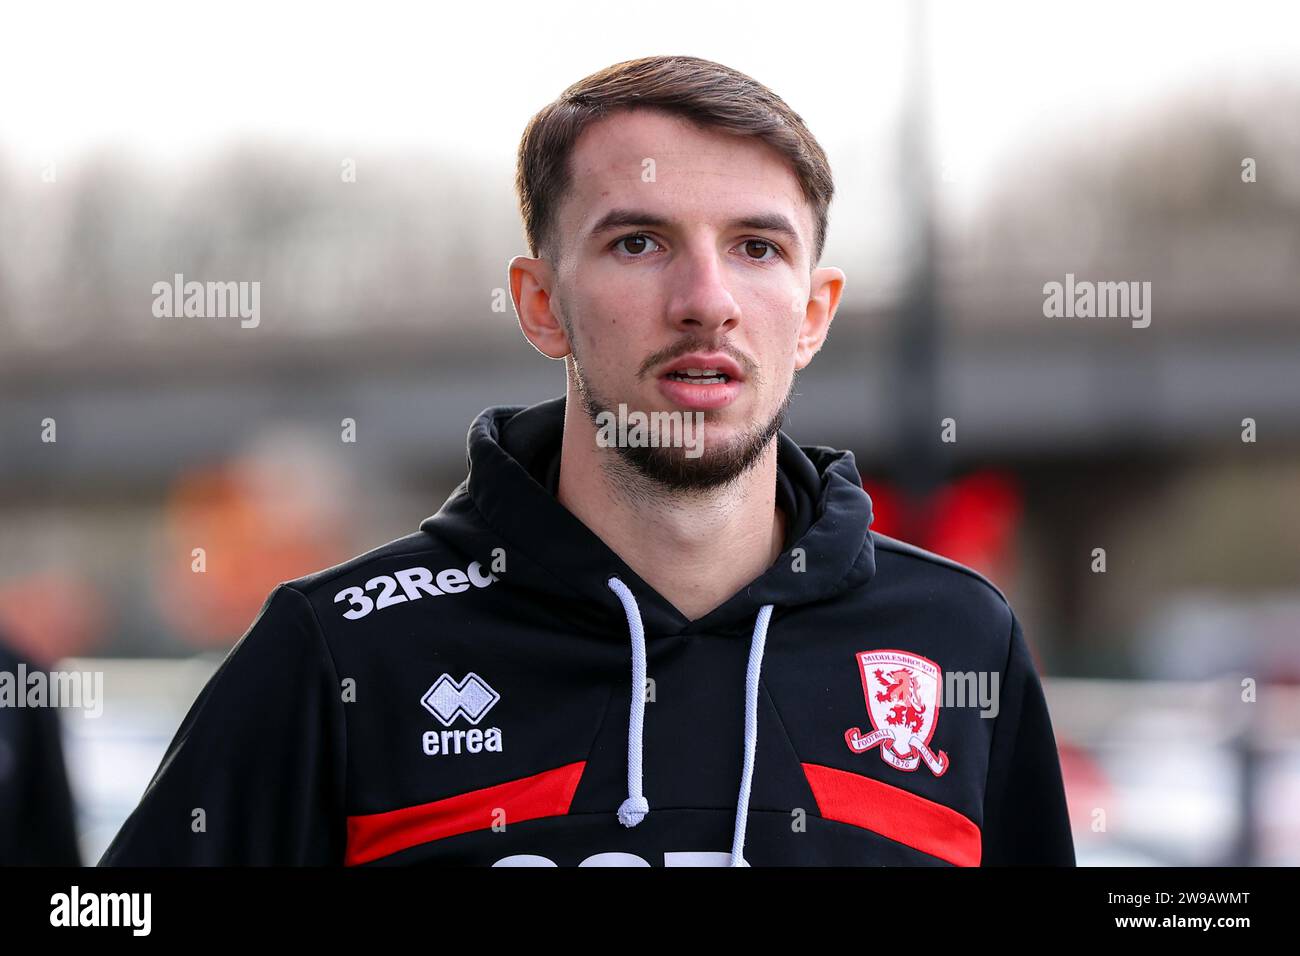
[546,107,821,491]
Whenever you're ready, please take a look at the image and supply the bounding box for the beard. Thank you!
[567,343,795,494]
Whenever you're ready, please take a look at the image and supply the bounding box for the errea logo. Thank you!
[421,672,499,725]
[333,560,497,620]
[420,673,504,757]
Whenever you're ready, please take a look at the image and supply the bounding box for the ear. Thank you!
[509,255,571,359]
[793,266,846,370]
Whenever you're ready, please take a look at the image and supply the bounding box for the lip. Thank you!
[656,375,742,411]
[657,353,745,382]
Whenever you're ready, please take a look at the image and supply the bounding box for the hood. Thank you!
[425,394,877,638]
[420,394,878,866]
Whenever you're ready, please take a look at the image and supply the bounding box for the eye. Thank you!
[737,238,782,263]
[612,233,662,257]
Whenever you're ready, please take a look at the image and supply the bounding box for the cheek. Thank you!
[743,272,798,309]
[570,315,642,380]
[758,318,801,365]
[762,342,802,392]
[581,291,646,347]
[577,277,635,323]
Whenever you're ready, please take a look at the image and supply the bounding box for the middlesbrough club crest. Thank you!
[844,649,949,776]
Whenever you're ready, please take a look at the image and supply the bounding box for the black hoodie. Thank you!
[0,637,83,866]
[100,395,1075,867]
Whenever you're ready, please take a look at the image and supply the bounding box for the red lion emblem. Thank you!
[845,649,949,776]
[874,667,927,735]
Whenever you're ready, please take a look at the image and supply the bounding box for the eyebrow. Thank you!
[586,207,804,252]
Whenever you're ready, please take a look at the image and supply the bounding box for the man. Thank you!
[101,55,1074,866]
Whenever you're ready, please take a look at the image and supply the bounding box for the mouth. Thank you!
[663,368,733,385]
[656,366,743,411]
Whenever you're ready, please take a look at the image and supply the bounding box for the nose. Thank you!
[664,241,742,337]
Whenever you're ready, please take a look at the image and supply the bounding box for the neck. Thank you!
[555,391,787,622]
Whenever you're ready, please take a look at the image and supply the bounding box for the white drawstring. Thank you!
[730,602,773,867]
[607,577,649,827]
[606,576,774,867]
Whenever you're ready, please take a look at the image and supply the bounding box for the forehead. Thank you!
[556,108,811,252]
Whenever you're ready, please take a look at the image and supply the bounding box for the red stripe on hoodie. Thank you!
[802,762,981,866]
[345,761,586,865]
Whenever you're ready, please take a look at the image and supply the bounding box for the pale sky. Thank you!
[5,0,1295,174]
[3,0,1296,294]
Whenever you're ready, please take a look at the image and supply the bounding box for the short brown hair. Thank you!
[515,55,835,267]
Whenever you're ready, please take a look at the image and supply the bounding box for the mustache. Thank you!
[637,341,754,379]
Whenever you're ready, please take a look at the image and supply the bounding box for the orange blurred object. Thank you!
[154,442,352,649]
[0,571,108,665]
